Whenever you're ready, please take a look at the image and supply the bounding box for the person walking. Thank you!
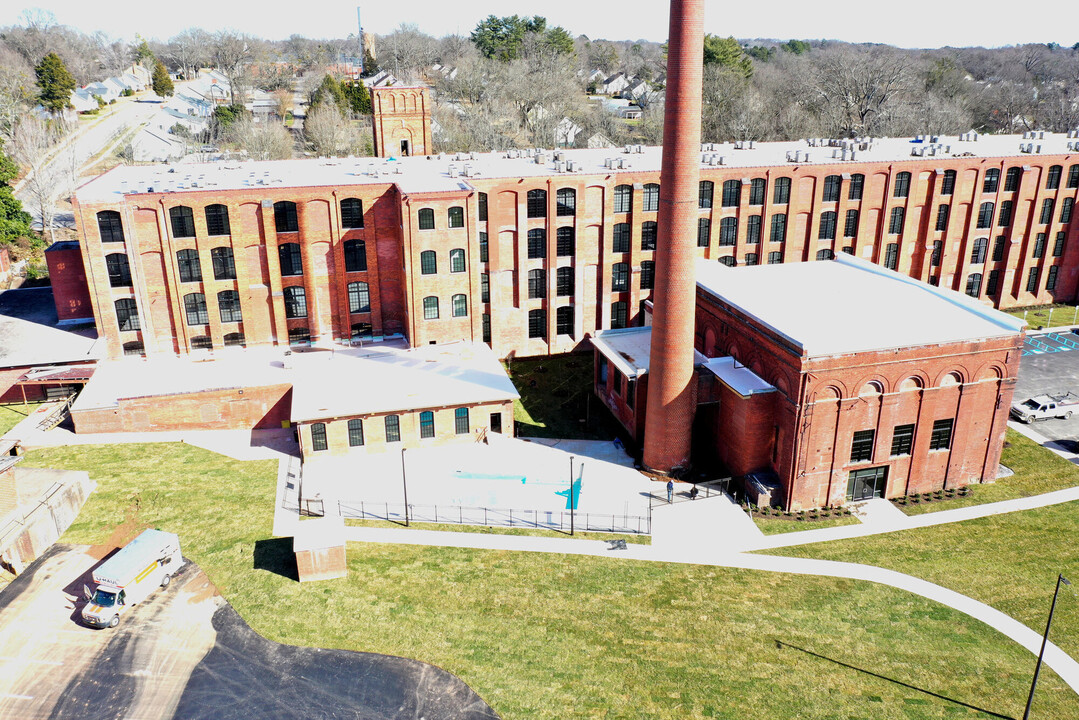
[666,479,674,503]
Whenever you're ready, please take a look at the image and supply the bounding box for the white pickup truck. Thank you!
[1010,393,1079,423]
[81,529,184,629]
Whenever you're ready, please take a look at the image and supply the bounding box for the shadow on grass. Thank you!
[775,640,1016,719]
[253,538,298,582]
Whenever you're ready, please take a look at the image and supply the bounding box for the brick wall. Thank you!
[0,464,18,519]
[46,245,94,322]
[71,383,292,433]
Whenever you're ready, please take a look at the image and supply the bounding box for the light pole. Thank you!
[1023,573,1071,720]
[400,447,410,527]
[569,456,575,536]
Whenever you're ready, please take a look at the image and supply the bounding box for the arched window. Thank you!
[422,296,439,319]
[1047,165,1063,190]
[965,273,983,298]
[746,215,762,244]
[643,183,660,212]
[114,298,139,331]
[348,418,364,447]
[527,228,546,258]
[844,209,859,237]
[455,407,470,435]
[719,217,737,246]
[106,253,131,287]
[823,175,841,203]
[977,202,995,229]
[745,253,758,265]
[940,170,956,196]
[283,286,307,318]
[1060,197,1074,224]
[385,415,401,443]
[749,178,766,205]
[205,204,230,235]
[97,210,124,243]
[1069,164,1079,189]
[893,171,911,198]
[122,341,144,356]
[697,217,710,247]
[773,177,791,204]
[447,206,464,228]
[848,174,864,200]
[419,411,435,438]
[340,198,364,228]
[1033,233,1047,258]
[449,248,466,273]
[889,207,905,234]
[418,208,435,230]
[983,169,1000,194]
[528,269,546,299]
[211,247,236,280]
[223,332,245,347]
[818,211,837,240]
[527,189,547,218]
[640,260,655,290]
[611,262,629,291]
[1040,198,1055,224]
[344,239,367,272]
[287,327,310,345]
[278,243,302,276]
[169,206,195,238]
[183,292,208,325]
[614,185,632,213]
[770,214,787,243]
[218,290,242,322]
[816,249,834,261]
[556,267,574,296]
[722,180,740,207]
[718,255,736,267]
[273,201,298,233]
[176,249,201,282]
[698,181,714,209]
[556,188,576,216]
[190,335,213,350]
[556,306,574,336]
[998,200,1013,226]
[1006,166,1023,191]
[641,221,658,250]
[970,238,988,264]
[613,223,630,253]
[528,309,546,339]
[310,423,328,451]
[348,281,370,313]
[420,250,437,275]
[556,227,575,256]
[611,301,628,329]
[452,294,467,317]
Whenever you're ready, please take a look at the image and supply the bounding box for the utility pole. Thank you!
[1023,573,1071,720]
[569,456,575,536]
[400,447,410,527]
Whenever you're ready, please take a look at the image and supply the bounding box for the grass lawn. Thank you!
[1005,304,1079,330]
[0,403,42,435]
[896,429,1079,515]
[344,517,650,544]
[21,442,1079,718]
[753,512,862,535]
[506,354,617,440]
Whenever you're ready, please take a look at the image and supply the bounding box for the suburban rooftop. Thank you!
[75,130,1079,203]
[695,253,1027,357]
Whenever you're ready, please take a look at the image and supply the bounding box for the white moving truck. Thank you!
[81,529,184,629]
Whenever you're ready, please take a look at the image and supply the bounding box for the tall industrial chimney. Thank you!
[641,0,705,474]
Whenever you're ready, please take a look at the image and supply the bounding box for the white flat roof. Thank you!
[72,340,519,422]
[695,253,1026,357]
[75,131,1079,203]
[292,516,345,551]
[592,326,707,379]
[703,357,776,397]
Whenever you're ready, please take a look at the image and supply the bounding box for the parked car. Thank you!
[1010,392,1079,423]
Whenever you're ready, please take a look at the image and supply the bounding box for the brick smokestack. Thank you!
[642,0,705,473]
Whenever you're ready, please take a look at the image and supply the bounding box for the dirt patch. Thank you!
[88,501,150,560]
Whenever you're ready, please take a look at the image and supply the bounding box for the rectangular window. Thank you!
[478,192,488,221]
[205,205,231,235]
[769,213,787,243]
[482,313,491,343]
[1040,199,1054,225]
[745,252,758,265]
[893,172,911,198]
[986,269,1000,296]
[1034,233,1047,259]
[528,269,546,299]
[614,185,632,214]
[479,232,489,262]
[1053,232,1066,257]
[641,222,657,251]
[528,309,546,339]
[890,424,915,457]
[929,419,953,451]
[455,407,469,435]
[385,415,401,443]
[555,268,573,297]
[611,301,628,329]
[844,209,859,238]
[721,180,740,208]
[940,170,956,196]
[983,169,1000,194]
[749,178,765,205]
[823,175,841,203]
[768,251,782,264]
[419,411,435,439]
[884,243,899,270]
[556,305,574,336]
[848,174,864,201]
[279,243,303,276]
[481,273,490,302]
[643,184,660,212]
[1027,267,1040,293]
[527,190,547,218]
[698,181,714,209]
[747,215,762,244]
[348,419,364,447]
[420,251,437,275]
[935,204,949,232]
[612,262,629,292]
[556,227,575,256]
[992,236,1006,262]
[697,217,710,247]
[640,261,655,290]
[850,429,875,463]
[773,177,790,204]
[998,200,1013,227]
[556,189,576,216]
[931,240,942,267]
[1006,167,1022,192]
[340,199,364,228]
[1047,165,1062,190]
[211,247,236,280]
[310,423,328,451]
[818,212,836,240]
[613,224,630,253]
[719,217,737,246]
[1047,265,1060,291]
[889,207,905,235]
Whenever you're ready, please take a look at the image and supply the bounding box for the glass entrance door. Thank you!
[847,467,888,501]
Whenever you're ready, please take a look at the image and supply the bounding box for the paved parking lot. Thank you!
[1014,331,1079,444]
[0,545,496,720]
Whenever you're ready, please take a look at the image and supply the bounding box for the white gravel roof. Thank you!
[696,254,1025,357]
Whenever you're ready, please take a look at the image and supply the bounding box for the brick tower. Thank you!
[371,86,433,158]
[642,0,706,474]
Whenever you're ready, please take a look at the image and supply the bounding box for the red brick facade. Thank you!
[45,243,94,322]
[66,147,1078,364]
[371,87,433,158]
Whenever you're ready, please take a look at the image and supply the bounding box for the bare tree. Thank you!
[227,116,293,160]
[378,24,438,81]
[812,46,913,137]
[167,28,210,80]
[8,115,68,242]
[211,31,255,104]
[304,97,358,156]
[0,46,35,136]
[271,89,293,120]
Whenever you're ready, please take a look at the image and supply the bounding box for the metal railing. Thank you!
[649,477,733,508]
[326,500,651,535]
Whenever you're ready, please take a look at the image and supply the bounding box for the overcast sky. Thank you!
[2,0,1076,49]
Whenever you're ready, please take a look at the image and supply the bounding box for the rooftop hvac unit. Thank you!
[556,151,566,162]
[471,152,478,160]
[567,160,576,172]
[395,165,403,174]
[624,145,632,154]
[449,166,459,178]
[1068,130,1078,138]
[635,144,644,153]
[605,158,614,169]
[535,153,546,165]
[1036,144,1043,153]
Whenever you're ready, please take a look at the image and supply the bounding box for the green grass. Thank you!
[752,512,861,535]
[344,517,650,544]
[1006,304,1079,330]
[0,403,43,435]
[896,429,1079,515]
[506,354,616,440]
[23,442,1079,718]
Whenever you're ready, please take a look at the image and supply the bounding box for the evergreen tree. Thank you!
[309,75,348,117]
[342,80,371,115]
[152,61,174,97]
[35,52,76,114]
[0,140,33,250]
[702,35,753,78]
[133,37,156,64]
